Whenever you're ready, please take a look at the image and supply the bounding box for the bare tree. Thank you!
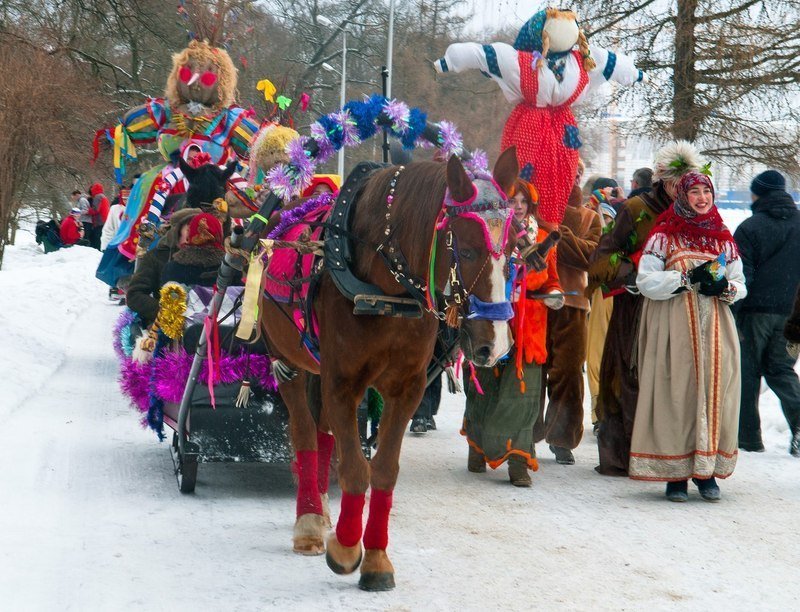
[0,33,109,268]
[574,0,800,174]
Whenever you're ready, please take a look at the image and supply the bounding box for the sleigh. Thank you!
[161,286,292,493]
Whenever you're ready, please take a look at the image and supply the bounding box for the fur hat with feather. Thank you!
[652,140,705,184]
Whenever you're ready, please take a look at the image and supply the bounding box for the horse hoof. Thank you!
[293,514,327,556]
[358,572,396,592]
[325,533,362,575]
[358,548,395,591]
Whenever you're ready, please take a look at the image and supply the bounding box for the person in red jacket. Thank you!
[60,208,87,246]
[88,183,110,250]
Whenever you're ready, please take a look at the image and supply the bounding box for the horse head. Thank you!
[179,158,237,209]
[442,148,518,367]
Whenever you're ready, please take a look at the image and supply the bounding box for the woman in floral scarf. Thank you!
[629,172,746,502]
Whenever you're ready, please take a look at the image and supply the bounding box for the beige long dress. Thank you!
[628,234,747,481]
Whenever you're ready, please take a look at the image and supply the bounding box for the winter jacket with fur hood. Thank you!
[733,190,800,315]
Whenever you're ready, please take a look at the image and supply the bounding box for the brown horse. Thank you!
[259,149,519,590]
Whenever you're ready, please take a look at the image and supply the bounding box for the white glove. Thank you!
[544,291,565,310]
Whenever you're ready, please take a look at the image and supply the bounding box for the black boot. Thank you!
[790,428,800,457]
[409,415,427,433]
[665,480,688,502]
[738,430,765,452]
[549,444,575,465]
[692,477,721,502]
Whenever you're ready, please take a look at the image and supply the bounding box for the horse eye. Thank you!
[459,248,475,260]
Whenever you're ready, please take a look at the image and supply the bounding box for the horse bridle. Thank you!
[377,167,514,327]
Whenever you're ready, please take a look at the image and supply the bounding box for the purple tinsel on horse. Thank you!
[438,120,463,158]
[266,164,295,199]
[464,149,490,175]
[267,192,334,241]
[384,99,411,136]
[152,349,277,404]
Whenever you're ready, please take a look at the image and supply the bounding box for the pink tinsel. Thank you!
[383,99,410,135]
[464,149,489,175]
[438,120,463,158]
[151,349,277,404]
[308,124,335,164]
[265,164,295,199]
[119,359,151,414]
[332,110,361,148]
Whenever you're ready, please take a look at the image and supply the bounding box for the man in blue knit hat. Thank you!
[734,170,800,455]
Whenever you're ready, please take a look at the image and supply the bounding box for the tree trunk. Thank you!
[673,0,698,141]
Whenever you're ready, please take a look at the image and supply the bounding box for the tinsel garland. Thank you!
[157,282,188,340]
[119,358,152,415]
[113,308,140,359]
[152,349,278,403]
[265,96,488,199]
[266,192,334,241]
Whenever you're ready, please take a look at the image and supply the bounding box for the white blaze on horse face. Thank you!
[488,253,511,364]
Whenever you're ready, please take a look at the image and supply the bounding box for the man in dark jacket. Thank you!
[125,208,200,327]
[734,170,800,455]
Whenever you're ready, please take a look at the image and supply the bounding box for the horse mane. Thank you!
[352,161,448,279]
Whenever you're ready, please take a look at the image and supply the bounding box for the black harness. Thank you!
[324,161,427,318]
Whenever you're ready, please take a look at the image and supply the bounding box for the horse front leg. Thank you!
[322,372,370,577]
[359,369,427,592]
[278,370,327,555]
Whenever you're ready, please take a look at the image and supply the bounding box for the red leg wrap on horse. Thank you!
[336,491,365,547]
[316,431,335,494]
[295,450,323,516]
[363,488,393,550]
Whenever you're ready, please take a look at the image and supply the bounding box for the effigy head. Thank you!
[442,148,518,367]
[249,123,300,175]
[513,8,595,70]
[165,40,237,111]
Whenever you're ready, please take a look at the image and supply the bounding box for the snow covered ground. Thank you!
[1,214,799,610]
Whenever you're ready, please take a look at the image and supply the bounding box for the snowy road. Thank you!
[1,230,799,611]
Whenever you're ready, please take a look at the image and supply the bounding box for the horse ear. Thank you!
[446,154,473,202]
[222,160,237,182]
[493,146,519,195]
[179,157,196,179]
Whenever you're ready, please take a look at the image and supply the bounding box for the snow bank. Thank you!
[0,231,106,413]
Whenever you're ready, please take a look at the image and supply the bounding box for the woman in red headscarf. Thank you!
[628,172,746,502]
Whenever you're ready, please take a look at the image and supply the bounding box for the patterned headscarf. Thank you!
[513,10,547,52]
[646,171,738,258]
[674,172,714,219]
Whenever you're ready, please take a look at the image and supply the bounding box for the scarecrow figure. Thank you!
[433,8,644,223]
[100,40,259,260]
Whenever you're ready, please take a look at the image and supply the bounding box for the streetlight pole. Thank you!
[386,0,395,99]
[338,28,347,179]
[317,14,348,178]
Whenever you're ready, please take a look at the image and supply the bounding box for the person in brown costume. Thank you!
[586,141,703,476]
[535,184,601,464]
